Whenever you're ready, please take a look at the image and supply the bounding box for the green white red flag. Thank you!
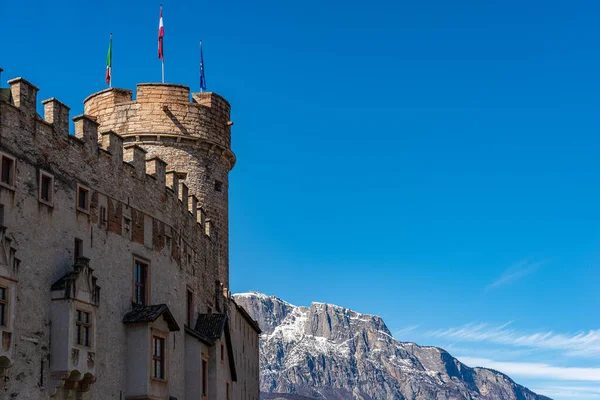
[106,33,112,86]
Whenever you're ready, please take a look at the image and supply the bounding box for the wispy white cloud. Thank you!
[530,385,600,399]
[486,258,548,291]
[393,325,419,338]
[457,356,600,382]
[427,322,600,357]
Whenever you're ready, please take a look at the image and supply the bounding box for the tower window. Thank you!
[0,152,15,188]
[214,180,223,192]
[76,184,90,213]
[186,289,194,327]
[99,206,107,224]
[74,238,83,263]
[39,171,54,205]
[134,259,149,305]
[0,286,7,327]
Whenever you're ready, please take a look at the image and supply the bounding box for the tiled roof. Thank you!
[123,304,180,331]
[194,313,227,340]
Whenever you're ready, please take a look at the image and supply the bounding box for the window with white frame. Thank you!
[75,309,91,347]
[152,335,165,380]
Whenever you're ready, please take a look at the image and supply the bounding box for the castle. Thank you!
[0,72,261,399]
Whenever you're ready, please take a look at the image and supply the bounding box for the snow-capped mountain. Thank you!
[233,292,552,400]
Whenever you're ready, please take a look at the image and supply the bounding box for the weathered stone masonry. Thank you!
[0,76,261,400]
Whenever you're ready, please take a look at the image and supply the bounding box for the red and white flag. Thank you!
[158,5,164,60]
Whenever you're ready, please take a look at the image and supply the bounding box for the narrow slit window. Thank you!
[214,180,223,192]
[99,206,107,224]
[152,336,165,379]
[202,359,208,396]
[134,260,148,305]
[74,238,83,264]
[0,286,7,327]
[187,289,193,327]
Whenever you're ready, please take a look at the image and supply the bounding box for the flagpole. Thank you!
[162,60,164,84]
[199,40,203,93]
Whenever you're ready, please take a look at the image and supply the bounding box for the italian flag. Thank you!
[106,33,112,86]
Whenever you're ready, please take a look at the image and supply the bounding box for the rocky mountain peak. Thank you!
[233,292,551,400]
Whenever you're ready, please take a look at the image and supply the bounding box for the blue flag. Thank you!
[200,41,207,91]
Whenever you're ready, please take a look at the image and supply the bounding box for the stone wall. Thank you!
[0,76,260,400]
[83,83,234,287]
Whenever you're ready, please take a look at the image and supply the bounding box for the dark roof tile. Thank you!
[195,313,227,340]
[123,304,180,331]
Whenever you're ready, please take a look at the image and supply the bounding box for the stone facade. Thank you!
[0,76,261,399]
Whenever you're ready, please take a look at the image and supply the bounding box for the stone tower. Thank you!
[84,83,235,287]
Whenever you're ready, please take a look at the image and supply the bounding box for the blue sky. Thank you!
[3,0,600,398]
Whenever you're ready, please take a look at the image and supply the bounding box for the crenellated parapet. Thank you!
[82,82,236,287]
[0,76,220,279]
[83,84,234,166]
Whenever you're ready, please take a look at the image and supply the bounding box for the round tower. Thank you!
[83,83,235,287]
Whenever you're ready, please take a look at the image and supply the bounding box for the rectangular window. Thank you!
[39,171,54,204]
[221,343,224,362]
[214,180,223,192]
[152,336,165,379]
[186,289,193,327]
[75,310,91,347]
[0,286,7,327]
[77,184,90,213]
[0,153,15,187]
[202,359,208,396]
[74,238,83,264]
[99,206,107,224]
[134,260,148,305]
[226,382,230,400]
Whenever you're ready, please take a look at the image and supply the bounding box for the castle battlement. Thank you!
[0,76,218,269]
[82,84,234,169]
[80,82,236,286]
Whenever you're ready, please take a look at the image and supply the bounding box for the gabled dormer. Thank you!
[123,303,180,400]
[192,313,237,400]
[49,257,101,397]
[0,224,20,378]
